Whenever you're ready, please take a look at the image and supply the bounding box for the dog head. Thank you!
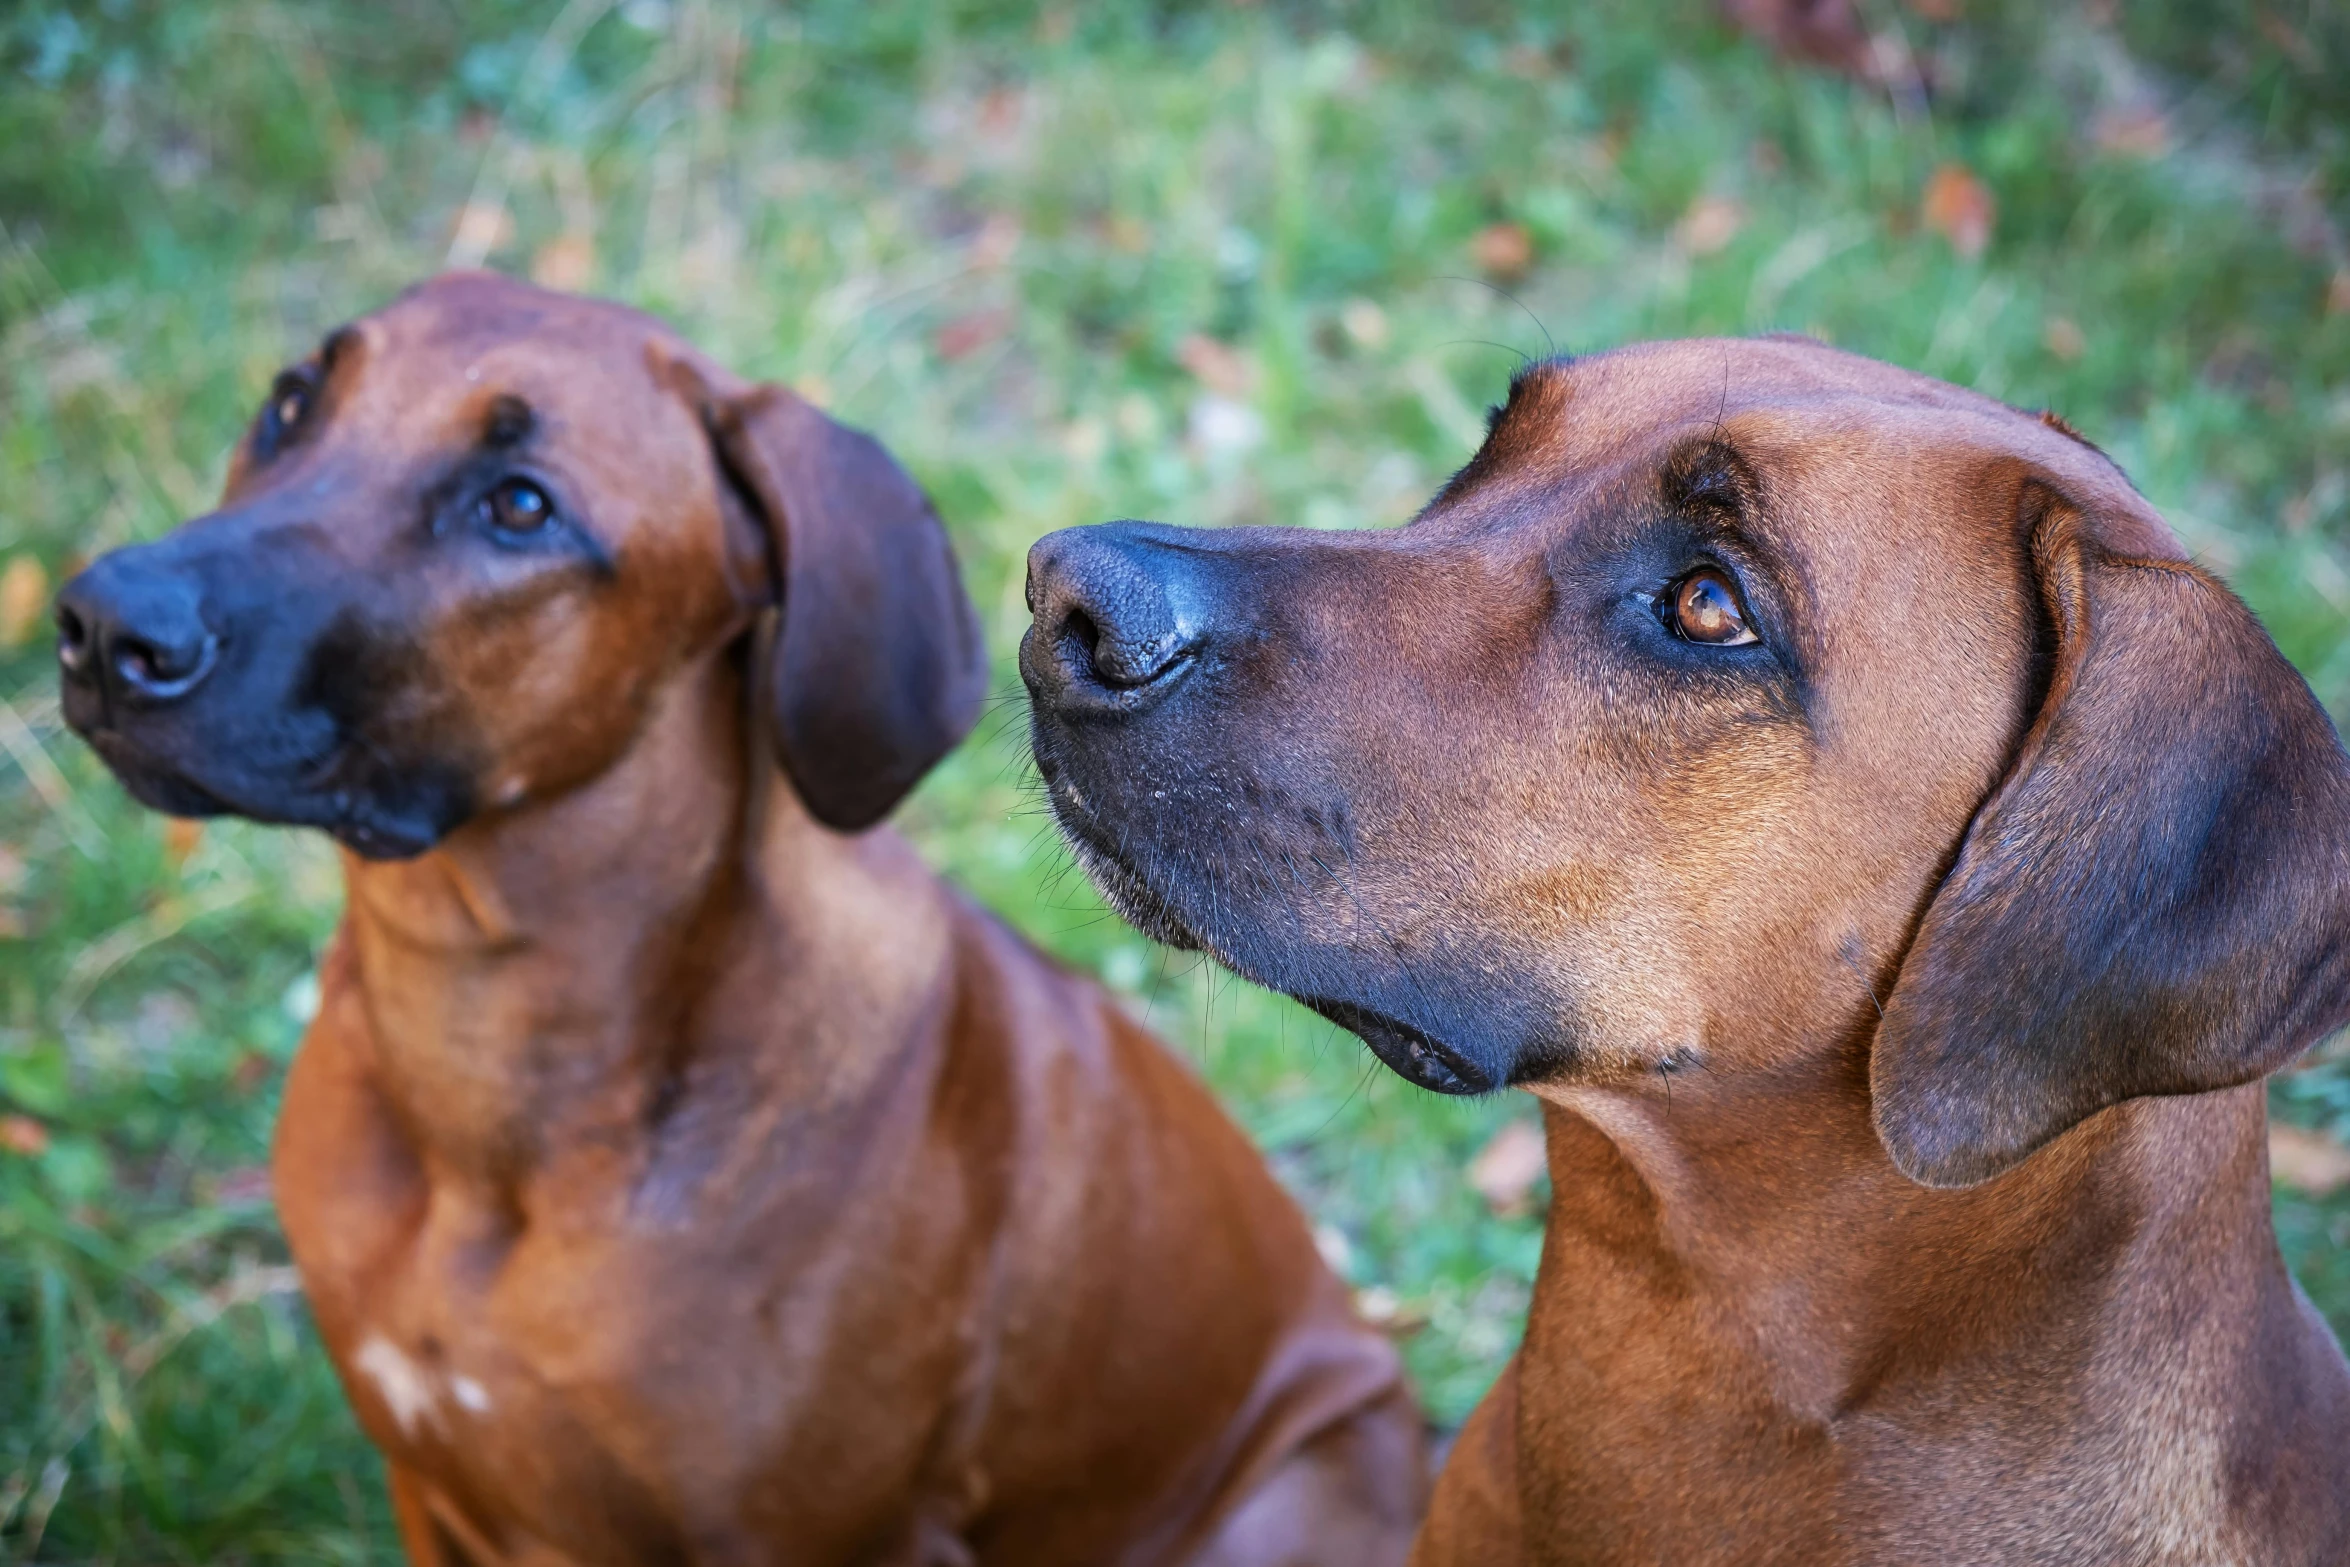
[59,271,984,858]
[1023,338,2350,1185]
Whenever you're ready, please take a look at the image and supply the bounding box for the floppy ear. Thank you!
[1871,486,2350,1188]
[694,378,988,832]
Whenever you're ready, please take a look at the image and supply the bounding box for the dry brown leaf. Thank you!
[2042,317,2087,362]
[2092,105,2173,160]
[1676,194,1748,258]
[1178,333,1256,398]
[935,308,1014,362]
[1353,1284,1431,1337]
[2271,1124,2350,1196]
[1469,1118,1548,1217]
[1340,298,1390,352]
[209,1165,274,1205]
[0,555,49,649]
[1722,0,1874,76]
[231,1051,275,1095]
[2327,270,2350,318]
[1101,214,1151,255]
[162,818,205,870]
[0,1113,49,1158]
[1470,221,1534,281]
[1921,163,1994,260]
[968,214,1023,270]
[449,200,515,260]
[529,233,597,292]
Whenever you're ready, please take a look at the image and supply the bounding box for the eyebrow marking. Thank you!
[484,395,536,448]
[1661,437,1754,515]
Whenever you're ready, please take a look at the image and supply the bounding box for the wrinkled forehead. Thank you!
[1434,336,2181,567]
[323,275,694,446]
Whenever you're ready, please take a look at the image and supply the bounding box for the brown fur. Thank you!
[58,273,1426,1566]
[1021,337,2350,1564]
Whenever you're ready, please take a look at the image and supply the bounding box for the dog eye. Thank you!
[1667,569,1756,646]
[264,374,314,441]
[481,478,554,535]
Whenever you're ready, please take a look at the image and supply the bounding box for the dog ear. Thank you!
[1871,485,2350,1188]
[693,377,988,832]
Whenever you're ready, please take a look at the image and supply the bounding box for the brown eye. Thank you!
[1670,569,1756,645]
[481,477,554,535]
[265,375,313,438]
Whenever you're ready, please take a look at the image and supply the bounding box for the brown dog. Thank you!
[55,272,1426,1565]
[1021,336,2350,1564]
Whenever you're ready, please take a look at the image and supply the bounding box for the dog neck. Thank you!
[326,647,955,1192]
[1527,1056,2304,1487]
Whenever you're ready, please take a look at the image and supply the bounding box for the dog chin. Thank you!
[1062,830,1205,952]
[1048,803,1500,1095]
[85,734,460,861]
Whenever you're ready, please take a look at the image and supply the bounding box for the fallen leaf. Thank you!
[2042,317,2087,362]
[232,1051,275,1094]
[209,1165,274,1206]
[1469,1118,1548,1217]
[529,233,597,292]
[0,1114,48,1158]
[1353,1284,1431,1336]
[2257,12,2322,72]
[0,555,49,649]
[1178,333,1256,398]
[1921,163,1994,260]
[1340,298,1390,352]
[162,818,205,870]
[2092,104,2172,159]
[976,86,1025,141]
[934,308,1013,361]
[2327,270,2350,318]
[1675,194,1748,258]
[1101,214,1151,254]
[1502,44,1554,80]
[970,213,1022,269]
[1470,221,1534,280]
[449,201,515,261]
[1723,0,1874,77]
[2271,1124,2350,1197]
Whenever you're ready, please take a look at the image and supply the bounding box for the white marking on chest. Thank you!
[354,1335,441,1435]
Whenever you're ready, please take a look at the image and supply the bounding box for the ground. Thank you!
[3,1,2348,1558]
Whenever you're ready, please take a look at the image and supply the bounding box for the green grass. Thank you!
[4,1,2349,1558]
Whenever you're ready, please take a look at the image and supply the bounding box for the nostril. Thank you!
[111,629,217,700]
[1058,606,1105,674]
[1027,527,1207,700]
[117,640,159,686]
[56,605,91,674]
[1064,606,1193,689]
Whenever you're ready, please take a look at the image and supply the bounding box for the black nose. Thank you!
[55,552,220,710]
[1022,524,1209,707]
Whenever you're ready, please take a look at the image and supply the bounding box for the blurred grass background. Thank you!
[3,0,2349,1558]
